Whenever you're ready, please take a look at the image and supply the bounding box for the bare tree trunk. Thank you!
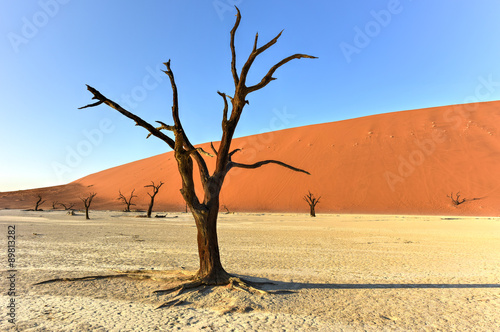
[192,204,229,284]
[175,152,230,283]
[310,205,316,217]
[146,197,154,218]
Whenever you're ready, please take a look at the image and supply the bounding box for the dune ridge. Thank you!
[1,101,499,216]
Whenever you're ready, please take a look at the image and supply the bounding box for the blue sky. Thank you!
[1,0,500,191]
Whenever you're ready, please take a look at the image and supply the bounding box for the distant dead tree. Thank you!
[118,189,137,212]
[34,194,45,211]
[304,191,321,217]
[59,202,75,211]
[52,201,59,210]
[447,192,466,206]
[81,192,97,220]
[145,181,164,218]
[80,7,313,289]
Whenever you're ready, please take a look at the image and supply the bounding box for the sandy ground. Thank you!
[0,209,499,331]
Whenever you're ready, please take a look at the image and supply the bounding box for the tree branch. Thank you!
[162,61,183,133]
[35,194,46,211]
[81,192,97,207]
[246,53,318,93]
[156,120,175,131]
[252,32,259,52]
[79,100,103,109]
[254,30,283,56]
[217,91,229,126]
[447,191,467,205]
[189,147,214,158]
[237,29,283,90]
[162,61,210,186]
[304,191,321,206]
[230,6,241,87]
[118,189,137,211]
[80,85,176,150]
[227,160,310,175]
[146,121,175,139]
[211,11,316,184]
[59,202,75,210]
[228,148,241,160]
[145,181,163,198]
[210,142,219,156]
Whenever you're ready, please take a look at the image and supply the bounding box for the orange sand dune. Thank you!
[2,101,500,216]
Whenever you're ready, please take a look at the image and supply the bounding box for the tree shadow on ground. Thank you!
[240,276,500,291]
[34,270,500,312]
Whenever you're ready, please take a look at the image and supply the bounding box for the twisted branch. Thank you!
[304,191,321,207]
[230,6,241,87]
[146,121,175,139]
[217,91,229,126]
[246,53,318,94]
[210,142,219,156]
[227,160,310,175]
[447,192,467,205]
[79,85,176,150]
[162,61,210,186]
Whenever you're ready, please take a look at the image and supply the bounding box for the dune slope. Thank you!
[1,101,499,216]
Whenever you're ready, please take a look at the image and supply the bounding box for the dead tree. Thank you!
[447,192,467,206]
[80,7,314,286]
[145,181,164,218]
[304,191,321,217]
[80,192,97,220]
[52,201,59,210]
[117,189,137,212]
[59,202,75,211]
[34,194,45,211]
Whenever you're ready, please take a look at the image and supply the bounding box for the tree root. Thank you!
[33,274,129,285]
[156,298,186,309]
[34,269,195,285]
[34,270,296,310]
[153,280,204,296]
[153,276,296,309]
[151,277,268,309]
[228,277,269,295]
